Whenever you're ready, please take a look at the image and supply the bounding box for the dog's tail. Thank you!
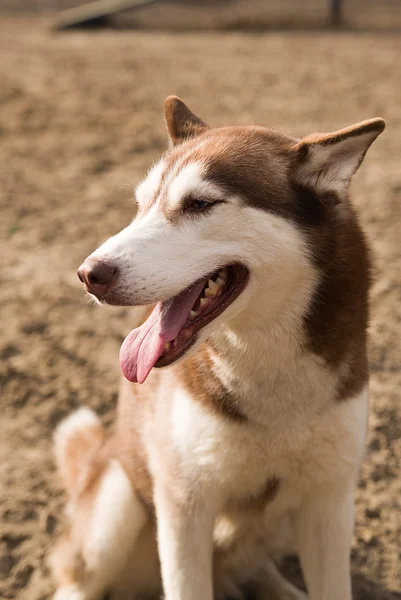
[54,407,105,502]
[52,407,150,599]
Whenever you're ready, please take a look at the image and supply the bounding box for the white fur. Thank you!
[54,407,101,450]
[156,375,368,600]
[84,460,147,572]
[155,483,215,600]
[297,130,380,193]
[53,586,86,600]
[136,140,212,212]
[54,461,149,600]
[135,159,166,211]
[167,161,225,210]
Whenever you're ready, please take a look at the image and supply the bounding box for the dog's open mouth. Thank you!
[120,263,249,383]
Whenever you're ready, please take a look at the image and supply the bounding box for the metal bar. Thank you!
[55,0,159,30]
[330,0,343,26]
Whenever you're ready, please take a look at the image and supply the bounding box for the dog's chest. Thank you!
[161,344,366,505]
[166,353,338,501]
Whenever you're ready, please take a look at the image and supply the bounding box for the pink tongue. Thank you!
[119,280,206,384]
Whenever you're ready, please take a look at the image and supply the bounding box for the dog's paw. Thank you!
[53,585,87,600]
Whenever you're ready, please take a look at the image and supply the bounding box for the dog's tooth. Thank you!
[190,310,197,319]
[205,287,216,297]
[219,269,227,279]
[208,279,219,294]
[200,297,208,307]
[164,342,171,351]
[216,277,225,287]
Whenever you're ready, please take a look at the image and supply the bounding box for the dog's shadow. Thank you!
[351,573,401,600]
[274,555,401,600]
[102,557,400,600]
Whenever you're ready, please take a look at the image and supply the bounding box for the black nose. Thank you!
[77,259,117,298]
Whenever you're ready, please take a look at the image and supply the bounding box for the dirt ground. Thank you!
[0,14,400,600]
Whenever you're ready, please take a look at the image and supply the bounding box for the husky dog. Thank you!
[51,97,384,600]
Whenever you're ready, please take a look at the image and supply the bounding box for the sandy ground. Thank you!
[0,15,400,600]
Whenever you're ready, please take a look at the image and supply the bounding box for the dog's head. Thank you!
[78,97,384,383]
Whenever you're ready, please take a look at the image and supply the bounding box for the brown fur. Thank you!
[51,531,87,587]
[178,344,247,422]
[164,95,209,145]
[55,415,106,501]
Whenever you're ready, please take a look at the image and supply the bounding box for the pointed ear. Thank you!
[291,118,385,194]
[164,96,210,145]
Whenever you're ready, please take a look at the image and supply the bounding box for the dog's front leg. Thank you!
[155,482,215,600]
[291,486,354,600]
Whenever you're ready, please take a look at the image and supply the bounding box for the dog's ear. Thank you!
[291,118,385,194]
[164,96,210,145]
[54,407,105,501]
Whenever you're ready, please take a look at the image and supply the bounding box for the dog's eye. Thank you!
[190,199,213,210]
[185,198,221,213]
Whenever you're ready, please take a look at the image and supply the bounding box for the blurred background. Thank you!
[0,1,400,599]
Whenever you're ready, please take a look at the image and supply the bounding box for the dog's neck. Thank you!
[201,261,334,424]
[210,261,320,380]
